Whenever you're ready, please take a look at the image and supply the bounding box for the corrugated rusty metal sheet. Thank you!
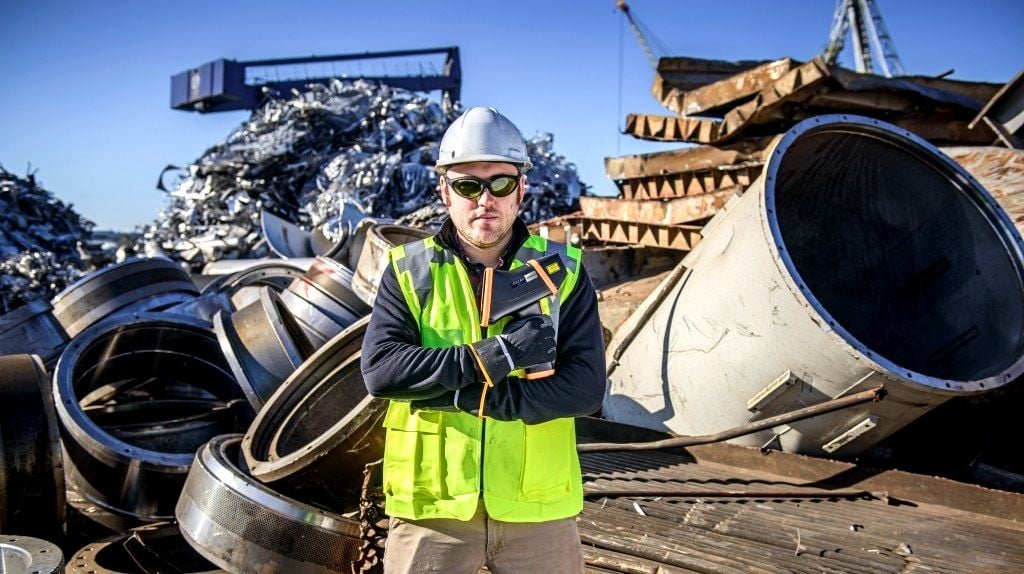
[652,57,770,103]
[630,58,999,145]
[944,146,1024,235]
[660,58,800,117]
[604,142,769,200]
[604,142,770,180]
[537,216,702,251]
[576,217,702,251]
[578,448,1024,573]
[580,186,741,225]
[614,162,762,200]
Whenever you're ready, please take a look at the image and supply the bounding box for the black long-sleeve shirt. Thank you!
[360,218,606,424]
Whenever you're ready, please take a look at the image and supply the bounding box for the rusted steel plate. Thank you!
[604,141,770,179]
[944,146,1024,235]
[660,58,799,117]
[636,58,998,146]
[615,163,762,200]
[629,59,831,144]
[652,57,769,103]
[578,217,702,251]
[577,447,1024,573]
[580,186,742,225]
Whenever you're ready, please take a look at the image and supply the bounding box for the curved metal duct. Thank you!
[0,298,68,365]
[0,536,63,574]
[67,522,224,574]
[214,287,314,410]
[279,257,370,346]
[0,354,65,540]
[51,258,198,338]
[177,434,362,574]
[352,224,432,305]
[242,317,385,509]
[54,313,247,522]
[604,115,1024,456]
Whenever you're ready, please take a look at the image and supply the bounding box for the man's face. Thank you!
[440,161,524,251]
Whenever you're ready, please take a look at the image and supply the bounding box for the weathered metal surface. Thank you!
[51,257,198,338]
[604,141,771,180]
[572,217,703,251]
[632,58,998,145]
[578,448,1024,574]
[0,536,63,573]
[279,256,369,346]
[970,67,1024,148]
[352,224,433,304]
[0,354,65,540]
[629,59,832,143]
[604,115,1024,456]
[660,58,799,117]
[214,286,314,410]
[54,313,247,522]
[614,163,762,200]
[652,57,770,103]
[243,317,386,510]
[944,146,1024,236]
[0,297,68,363]
[580,186,742,225]
[176,435,363,574]
[68,522,224,574]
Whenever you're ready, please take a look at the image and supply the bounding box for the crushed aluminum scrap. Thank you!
[146,79,586,268]
[0,167,94,313]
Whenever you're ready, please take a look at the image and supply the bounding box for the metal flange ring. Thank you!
[0,354,65,540]
[51,257,198,338]
[177,434,362,574]
[54,312,246,522]
[213,287,314,410]
[242,316,386,509]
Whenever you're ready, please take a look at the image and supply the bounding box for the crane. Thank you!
[823,0,905,77]
[170,47,461,113]
[615,1,666,70]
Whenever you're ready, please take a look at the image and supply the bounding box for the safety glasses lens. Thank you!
[448,175,519,199]
[488,176,518,197]
[451,178,484,198]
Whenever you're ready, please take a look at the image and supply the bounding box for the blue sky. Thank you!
[1,0,1021,230]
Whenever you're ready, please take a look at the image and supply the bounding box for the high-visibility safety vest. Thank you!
[383,233,584,522]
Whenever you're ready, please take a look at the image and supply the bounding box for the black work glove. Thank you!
[468,315,556,384]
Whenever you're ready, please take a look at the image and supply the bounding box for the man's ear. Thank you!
[439,176,452,207]
[517,174,527,204]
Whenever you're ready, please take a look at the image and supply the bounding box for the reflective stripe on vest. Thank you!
[382,234,585,522]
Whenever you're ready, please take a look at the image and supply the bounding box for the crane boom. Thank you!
[616,1,660,70]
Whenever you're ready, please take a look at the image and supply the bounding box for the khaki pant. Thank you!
[384,504,586,573]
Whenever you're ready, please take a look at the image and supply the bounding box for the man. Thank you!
[361,106,606,573]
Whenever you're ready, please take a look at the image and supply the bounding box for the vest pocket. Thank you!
[517,420,572,502]
[383,409,442,498]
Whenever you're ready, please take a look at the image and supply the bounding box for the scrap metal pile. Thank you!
[551,56,1021,250]
[146,79,585,267]
[0,167,94,313]
[0,220,420,570]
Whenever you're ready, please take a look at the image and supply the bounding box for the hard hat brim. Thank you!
[435,155,533,174]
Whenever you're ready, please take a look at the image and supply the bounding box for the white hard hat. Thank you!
[435,107,533,174]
